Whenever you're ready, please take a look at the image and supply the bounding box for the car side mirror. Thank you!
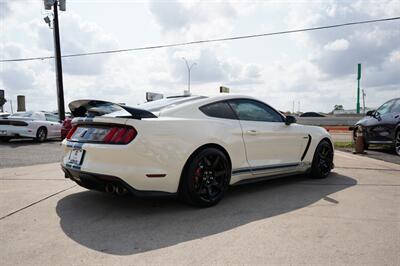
[366,110,375,116]
[285,115,297,125]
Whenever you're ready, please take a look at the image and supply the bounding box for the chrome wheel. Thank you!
[36,127,47,142]
[395,131,400,156]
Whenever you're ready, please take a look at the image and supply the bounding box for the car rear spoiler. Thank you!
[69,100,157,119]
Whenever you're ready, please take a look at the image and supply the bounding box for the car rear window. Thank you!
[199,101,237,119]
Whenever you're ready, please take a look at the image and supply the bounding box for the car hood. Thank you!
[355,115,379,127]
[68,99,157,119]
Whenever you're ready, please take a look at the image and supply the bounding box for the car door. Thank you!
[45,114,61,138]
[228,99,308,174]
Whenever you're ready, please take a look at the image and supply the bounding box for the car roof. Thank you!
[158,94,280,118]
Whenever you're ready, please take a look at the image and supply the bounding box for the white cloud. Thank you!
[324,39,349,51]
[1,0,399,114]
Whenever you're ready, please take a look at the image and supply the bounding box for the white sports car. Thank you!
[61,95,334,207]
[0,111,61,142]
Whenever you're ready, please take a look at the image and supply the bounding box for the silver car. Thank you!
[0,111,61,142]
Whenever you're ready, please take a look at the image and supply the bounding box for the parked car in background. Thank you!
[61,95,334,207]
[300,112,325,117]
[0,111,61,142]
[61,116,72,139]
[353,98,400,155]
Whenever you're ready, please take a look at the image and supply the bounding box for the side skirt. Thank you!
[231,162,311,186]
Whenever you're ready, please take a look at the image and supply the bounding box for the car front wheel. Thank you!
[395,130,400,156]
[179,148,231,207]
[310,140,334,179]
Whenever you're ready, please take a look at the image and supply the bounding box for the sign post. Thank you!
[357,63,361,114]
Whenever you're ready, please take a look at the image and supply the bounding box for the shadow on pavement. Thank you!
[0,138,60,148]
[56,172,356,255]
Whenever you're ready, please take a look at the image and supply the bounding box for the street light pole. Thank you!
[182,57,196,93]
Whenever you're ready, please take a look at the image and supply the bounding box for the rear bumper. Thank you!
[62,166,175,197]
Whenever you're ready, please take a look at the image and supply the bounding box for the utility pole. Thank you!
[356,63,361,114]
[362,89,366,114]
[44,0,66,121]
[182,57,196,93]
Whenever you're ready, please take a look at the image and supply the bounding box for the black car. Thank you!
[353,98,400,155]
[300,112,325,117]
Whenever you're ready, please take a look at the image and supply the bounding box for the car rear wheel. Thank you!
[179,148,231,207]
[35,127,47,142]
[310,140,334,179]
[395,130,400,156]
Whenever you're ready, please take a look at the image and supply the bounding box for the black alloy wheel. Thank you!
[36,127,47,142]
[395,130,400,156]
[180,148,231,207]
[310,140,334,179]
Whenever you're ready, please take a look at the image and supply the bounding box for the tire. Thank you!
[310,140,334,179]
[179,148,231,207]
[395,130,400,156]
[35,127,47,142]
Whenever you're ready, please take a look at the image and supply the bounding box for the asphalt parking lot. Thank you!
[0,139,62,168]
[1,151,399,265]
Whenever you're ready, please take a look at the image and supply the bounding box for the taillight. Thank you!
[103,127,137,144]
[66,126,77,140]
[68,125,137,144]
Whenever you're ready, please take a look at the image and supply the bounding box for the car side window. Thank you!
[45,114,59,122]
[199,101,237,120]
[228,99,284,122]
[390,99,400,113]
[376,100,393,115]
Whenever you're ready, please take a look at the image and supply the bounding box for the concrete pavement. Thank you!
[0,151,399,265]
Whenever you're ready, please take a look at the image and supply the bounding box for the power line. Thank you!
[1,16,399,63]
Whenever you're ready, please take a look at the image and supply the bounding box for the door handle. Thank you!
[246,130,258,135]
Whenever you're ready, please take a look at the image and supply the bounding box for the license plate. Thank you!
[0,130,6,135]
[68,149,84,165]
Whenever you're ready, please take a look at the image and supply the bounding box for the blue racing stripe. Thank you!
[232,163,300,175]
[66,141,84,149]
[65,163,81,170]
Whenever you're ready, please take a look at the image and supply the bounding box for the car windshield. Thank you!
[390,99,400,113]
[10,112,33,118]
[376,100,393,115]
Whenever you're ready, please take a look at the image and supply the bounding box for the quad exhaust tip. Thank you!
[115,185,128,196]
[105,183,116,194]
[105,183,128,195]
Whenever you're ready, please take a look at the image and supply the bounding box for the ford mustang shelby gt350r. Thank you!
[61,94,334,207]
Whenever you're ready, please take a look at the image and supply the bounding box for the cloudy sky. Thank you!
[0,0,399,113]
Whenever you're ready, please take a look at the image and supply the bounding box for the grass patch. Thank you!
[334,141,353,149]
